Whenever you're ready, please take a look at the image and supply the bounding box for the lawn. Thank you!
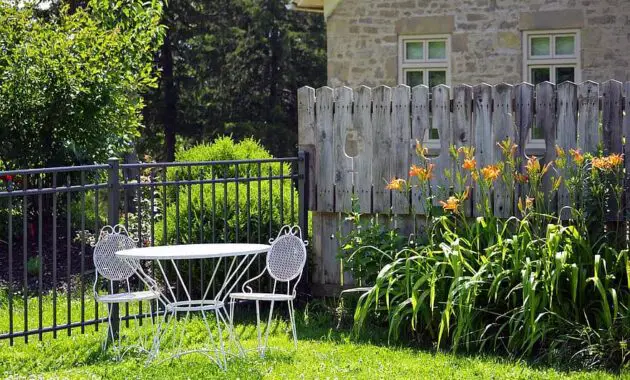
[0,297,628,379]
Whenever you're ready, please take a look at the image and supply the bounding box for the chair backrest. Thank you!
[266,225,308,282]
[93,225,138,281]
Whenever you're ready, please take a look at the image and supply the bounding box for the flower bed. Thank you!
[342,140,630,370]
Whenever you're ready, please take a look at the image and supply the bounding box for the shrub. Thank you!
[158,137,297,244]
[0,0,164,168]
[167,136,291,182]
[155,180,296,246]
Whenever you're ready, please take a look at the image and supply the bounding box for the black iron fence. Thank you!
[0,152,309,344]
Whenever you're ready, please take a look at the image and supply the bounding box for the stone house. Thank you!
[290,0,630,88]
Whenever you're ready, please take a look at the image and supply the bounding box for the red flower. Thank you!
[0,174,12,182]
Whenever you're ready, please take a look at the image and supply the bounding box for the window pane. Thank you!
[406,70,424,87]
[428,70,446,88]
[428,41,447,59]
[531,67,550,85]
[406,42,423,60]
[555,36,575,55]
[530,37,550,57]
[556,67,575,84]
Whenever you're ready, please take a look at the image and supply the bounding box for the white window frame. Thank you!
[523,29,581,152]
[399,35,451,88]
[399,35,451,152]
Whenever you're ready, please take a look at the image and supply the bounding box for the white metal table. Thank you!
[116,243,270,368]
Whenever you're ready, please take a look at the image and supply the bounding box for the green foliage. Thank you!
[155,180,296,246]
[25,256,40,276]
[157,137,297,244]
[349,146,630,370]
[140,0,326,159]
[338,212,411,286]
[0,0,164,168]
[167,136,290,182]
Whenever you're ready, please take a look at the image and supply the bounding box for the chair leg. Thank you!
[255,300,262,356]
[262,300,275,357]
[214,309,227,370]
[228,299,245,357]
[288,300,298,350]
[103,303,113,351]
[149,300,166,363]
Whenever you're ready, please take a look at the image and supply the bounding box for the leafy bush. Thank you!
[167,136,291,182]
[0,0,164,168]
[349,142,630,370]
[159,136,296,242]
[338,212,411,286]
[155,181,296,245]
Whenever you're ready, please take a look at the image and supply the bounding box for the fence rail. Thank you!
[297,80,630,289]
[0,155,308,344]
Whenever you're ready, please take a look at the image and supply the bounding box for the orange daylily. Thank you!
[440,196,460,213]
[592,154,623,172]
[462,158,476,171]
[409,163,434,182]
[481,164,501,182]
[569,149,584,165]
[608,153,624,168]
[409,164,423,177]
[386,178,406,191]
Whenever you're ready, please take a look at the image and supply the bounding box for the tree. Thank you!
[0,0,164,168]
[141,0,326,159]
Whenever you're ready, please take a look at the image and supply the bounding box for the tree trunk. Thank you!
[161,30,177,162]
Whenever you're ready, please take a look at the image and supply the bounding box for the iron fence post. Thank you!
[107,158,120,342]
[297,151,310,295]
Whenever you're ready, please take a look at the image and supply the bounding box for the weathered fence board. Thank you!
[492,83,514,217]
[452,84,473,216]
[353,86,373,213]
[391,85,411,214]
[315,87,334,212]
[577,81,600,152]
[297,86,316,210]
[431,85,452,206]
[411,85,430,214]
[556,82,578,218]
[602,80,623,155]
[624,81,630,218]
[333,87,353,212]
[472,83,493,217]
[536,82,557,204]
[372,86,392,213]
[514,82,534,212]
[298,81,627,290]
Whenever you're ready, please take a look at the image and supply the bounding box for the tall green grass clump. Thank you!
[347,142,630,370]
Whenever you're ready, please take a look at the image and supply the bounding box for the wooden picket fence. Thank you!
[297,80,630,291]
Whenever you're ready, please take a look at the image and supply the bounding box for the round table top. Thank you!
[115,243,270,260]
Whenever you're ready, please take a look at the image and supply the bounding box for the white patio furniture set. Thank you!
[92,224,307,367]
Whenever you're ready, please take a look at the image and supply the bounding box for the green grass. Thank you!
[0,296,628,379]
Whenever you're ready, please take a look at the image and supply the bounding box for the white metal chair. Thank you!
[92,224,161,358]
[228,225,307,357]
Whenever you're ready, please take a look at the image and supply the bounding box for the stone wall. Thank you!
[326,0,630,87]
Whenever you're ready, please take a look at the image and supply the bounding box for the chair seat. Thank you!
[230,292,295,301]
[96,290,160,304]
